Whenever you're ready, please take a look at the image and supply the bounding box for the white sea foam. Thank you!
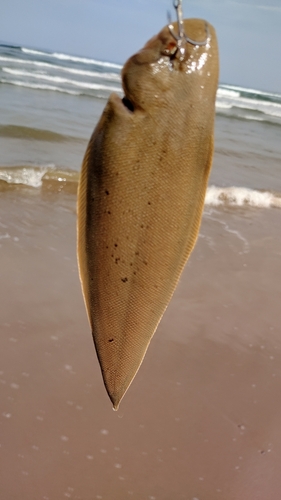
[0,56,53,69]
[205,213,250,253]
[21,48,50,57]
[1,165,280,210]
[217,88,240,98]
[233,97,281,117]
[216,84,281,121]
[51,52,122,69]
[221,84,281,100]
[3,51,281,123]
[215,102,232,109]
[205,186,281,208]
[0,56,121,81]
[3,68,121,92]
[0,78,81,95]
[269,110,281,117]
[0,56,29,64]
[0,166,52,188]
[243,114,264,122]
[56,66,121,81]
[216,94,281,119]
[21,47,122,69]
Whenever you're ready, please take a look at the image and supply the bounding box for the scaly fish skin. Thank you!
[77,19,219,409]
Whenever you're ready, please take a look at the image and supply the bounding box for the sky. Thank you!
[1,0,281,93]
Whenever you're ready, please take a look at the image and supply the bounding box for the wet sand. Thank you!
[0,186,281,500]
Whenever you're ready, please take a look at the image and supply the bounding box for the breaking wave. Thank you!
[0,166,79,189]
[2,67,121,92]
[1,43,281,124]
[205,186,281,209]
[21,47,122,69]
[0,166,280,209]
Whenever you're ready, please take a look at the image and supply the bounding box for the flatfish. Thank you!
[77,7,219,409]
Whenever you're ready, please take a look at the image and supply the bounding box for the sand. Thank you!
[0,185,281,500]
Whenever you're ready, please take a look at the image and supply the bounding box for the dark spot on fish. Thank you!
[107,211,111,215]
[260,450,265,455]
[108,338,114,343]
[148,201,151,205]
[121,277,128,283]
[114,243,118,247]
[111,254,114,258]
[133,271,136,275]
[143,260,148,265]
[130,263,133,266]
[135,251,139,256]
[122,97,134,112]
[140,224,144,229]
[106,245,108,249]
[105,190,109,195]
[115,257,120,264]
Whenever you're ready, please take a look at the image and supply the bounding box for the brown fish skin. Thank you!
[77,19,219,410]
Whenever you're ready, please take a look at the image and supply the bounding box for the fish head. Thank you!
[121,19,219,113]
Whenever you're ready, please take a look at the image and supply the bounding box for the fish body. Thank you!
[77,19,219,409]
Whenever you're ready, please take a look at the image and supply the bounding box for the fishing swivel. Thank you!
[168,0,209,61]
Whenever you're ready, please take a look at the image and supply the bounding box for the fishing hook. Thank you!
[168,0,209,60]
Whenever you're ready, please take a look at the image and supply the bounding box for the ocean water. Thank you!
[0,42,281,208]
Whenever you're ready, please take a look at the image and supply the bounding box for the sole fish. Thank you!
[77,18,219,409]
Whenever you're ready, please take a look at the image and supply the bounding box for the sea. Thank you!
[1,42,281,500]
[0,42,281,207]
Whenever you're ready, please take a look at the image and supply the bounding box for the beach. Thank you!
[1,43,281,499]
